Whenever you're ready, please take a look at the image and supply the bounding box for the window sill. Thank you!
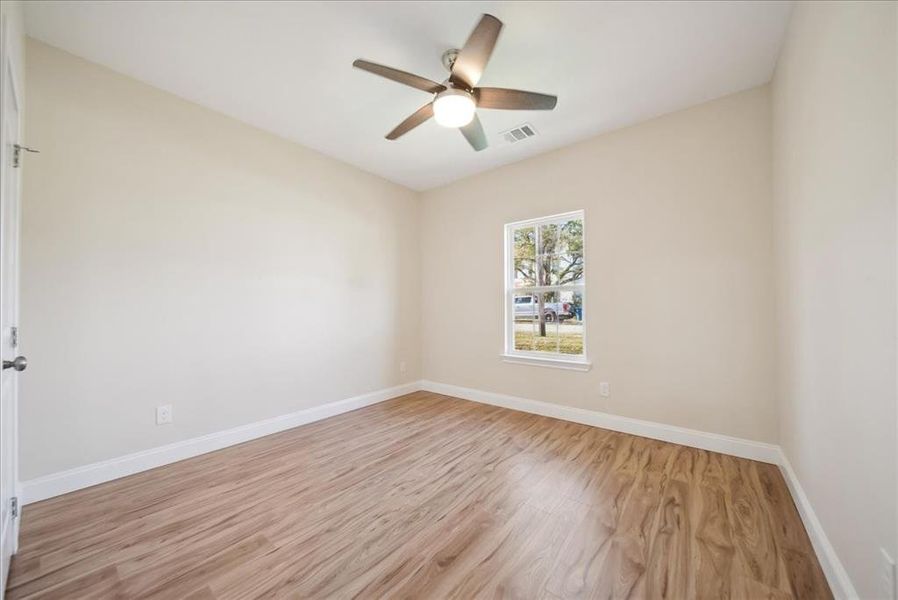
[500,353,592,372]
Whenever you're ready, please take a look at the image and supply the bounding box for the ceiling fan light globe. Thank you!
[433,89,476,128]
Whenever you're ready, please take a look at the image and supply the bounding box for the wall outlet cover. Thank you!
[156,404,173,425]
[599,382,610,397]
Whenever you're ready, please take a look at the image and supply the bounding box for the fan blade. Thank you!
[386,102,434,140]
[353,59,446,94]
[475,87,557,110]
[459,114,487,151]
[451,14,503,88]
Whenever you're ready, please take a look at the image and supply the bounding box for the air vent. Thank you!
[501,123,537,145]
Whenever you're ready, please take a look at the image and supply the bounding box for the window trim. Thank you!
[502,210,590,370]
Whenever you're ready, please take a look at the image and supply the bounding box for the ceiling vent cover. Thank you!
[502,123,538,145]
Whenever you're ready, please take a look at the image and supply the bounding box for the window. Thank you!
[504,211,589,370]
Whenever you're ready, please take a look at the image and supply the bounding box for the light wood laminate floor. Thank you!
[8,392,831,599]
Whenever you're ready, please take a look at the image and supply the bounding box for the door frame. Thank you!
[0,10,22,594]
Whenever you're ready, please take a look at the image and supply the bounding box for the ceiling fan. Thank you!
[352,14,558,152]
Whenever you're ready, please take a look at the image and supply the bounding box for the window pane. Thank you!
[557,218,584,284]
[513,226,537,288]
[514,227,536,259]
[513,293,537,352]
[514,292,564,353]
[537,223,557,286]
[556,219,583,255]
[538,223,559,255]
[546,251,583,285]
[513,258,536,288]
[558,290,584,355]
[538,218,584,285]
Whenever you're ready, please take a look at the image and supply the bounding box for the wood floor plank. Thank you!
[7,392,831,599]
[753,463,832,600]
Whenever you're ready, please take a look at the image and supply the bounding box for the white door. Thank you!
[0,24,23,595]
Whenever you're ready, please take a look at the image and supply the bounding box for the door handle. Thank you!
[3,356,27,371]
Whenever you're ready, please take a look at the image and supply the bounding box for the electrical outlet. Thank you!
[156,404,173,425]
[882,548,896,600]
[399,360,407,374]
[599,382,610,397]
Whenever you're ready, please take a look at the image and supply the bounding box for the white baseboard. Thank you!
[420,380,781,464]
[20,381,422,505]
[777,451,858,600]
[21,379,781,505]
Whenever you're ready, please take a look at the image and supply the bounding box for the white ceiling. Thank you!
[24,1,792,191]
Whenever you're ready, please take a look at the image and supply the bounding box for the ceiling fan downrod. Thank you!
[441,49,460,72]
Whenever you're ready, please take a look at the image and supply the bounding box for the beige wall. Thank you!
[20,40,420,479]
[771,2,897,597]
[420,86,777,443]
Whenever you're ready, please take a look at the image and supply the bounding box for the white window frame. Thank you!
[502,210,591,371]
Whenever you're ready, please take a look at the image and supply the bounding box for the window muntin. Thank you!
[505,211,586,363]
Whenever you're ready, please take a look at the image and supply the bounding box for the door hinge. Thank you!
[11,497,18,518]
[10,326,18,348]
[12,144,39,168]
